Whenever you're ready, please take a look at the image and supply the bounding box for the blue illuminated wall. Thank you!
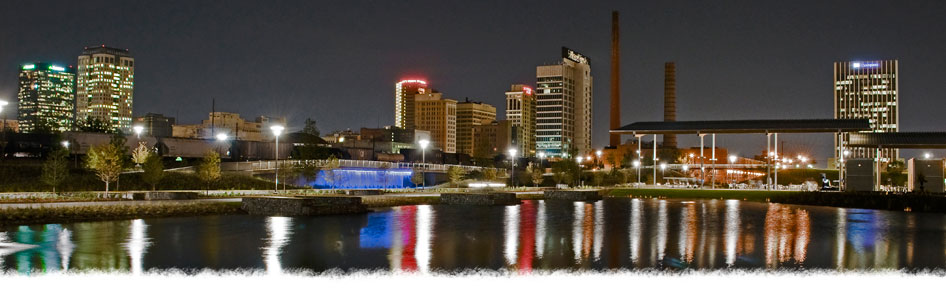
[310,168,416,189]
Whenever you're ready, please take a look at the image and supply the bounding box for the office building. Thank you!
[473,120,512,159]
[17,63,76,132]
[456,99,496,156]
[414,92,456,153]
[834,60,898,161]
[133,113,176,138]
[172,112,286,142]
[505,84,536,157]
[76,45,135,131]
[394,79,428,130]
[536,47,593,158]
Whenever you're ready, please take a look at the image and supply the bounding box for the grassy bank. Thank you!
[0,202,244,226]
[0,163,280,192]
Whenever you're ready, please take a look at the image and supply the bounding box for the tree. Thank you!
[300,160,321,187]
[529,165,544,187]
[482,168,498,182]
[42,149,69,192]
[278,161,301,190]
[552,160,579,187]
[447,166,464,188]
[131,142,150,168]
[87,143,123,192]
[323,155,341,189]
[411,168,425,188]
[302,118,321,137]
[593,172,605,187]
[142,154,164,191]
[197,150,221,190]
[77,116,110,133]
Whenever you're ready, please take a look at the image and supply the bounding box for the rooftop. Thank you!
[611,119,872,135]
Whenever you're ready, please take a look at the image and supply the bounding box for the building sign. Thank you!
[562,47,589,65]
[852,62,879,69]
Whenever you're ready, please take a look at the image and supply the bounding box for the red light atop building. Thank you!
[523,87,532,95]
[397,79,427,85]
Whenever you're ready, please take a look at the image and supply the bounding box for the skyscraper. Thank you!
[505,84,536,157]
[456,99,496,156]
[536,47,593,158]
[414,92,457,153]
[76,45,135,131]
[834,60,899,161]
[394,79,428,130]
[17,63,76,132]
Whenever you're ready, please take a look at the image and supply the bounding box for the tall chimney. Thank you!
[663,62,677,148]
[608,11,621,147]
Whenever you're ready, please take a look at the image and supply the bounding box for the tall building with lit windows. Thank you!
[394,79,428,130]
[76,45,135,131]
[456,100,496,156]
[17,63,76,132]
[414,92,457,153]
[834,60,899,161]
[535,47,592,158]
[505,84,536,157]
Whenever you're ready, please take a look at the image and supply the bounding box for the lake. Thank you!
[2,198,945,273]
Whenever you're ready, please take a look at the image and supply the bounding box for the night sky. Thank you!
[2,0,944,163]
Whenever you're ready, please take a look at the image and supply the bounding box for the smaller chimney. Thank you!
[663,62,677,148]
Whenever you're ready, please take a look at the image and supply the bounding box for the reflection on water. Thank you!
[4,198,946,273]
[264,217,291,274]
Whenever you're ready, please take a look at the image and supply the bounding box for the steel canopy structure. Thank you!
[610,119,872,135]
[847,132,946,149]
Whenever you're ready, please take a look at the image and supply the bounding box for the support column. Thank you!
[653,134,658,186]
[699,133,705,189]
[766,132,771,190]
[636,134,643,185]
[839,131,845,191]
[876,147,882,191]
[774,133,779,190]
[711,134,716,189]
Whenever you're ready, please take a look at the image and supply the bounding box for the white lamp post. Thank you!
[418,139,429,188]
[508,148,517,187]
[0,100,7,132]
[132,125,144,139]
[270,125,284,193]
[659,163,667,185]
[61,140,69,149]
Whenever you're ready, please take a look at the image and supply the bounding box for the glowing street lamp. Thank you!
[925,152,932,159]
[508,148,518,187]
[418,139,429,189]
[216,133,229,141]
[0,100,7,131]
[270,125,284,193]
[61,140,70,149]
[132,125,144,139]
[659,163,667,185]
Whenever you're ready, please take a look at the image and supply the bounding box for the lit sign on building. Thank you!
[562,47,589,65]
[22,64,35,70]
[523,87,532,95]
[50,65,65,72]
[852,62,879,69]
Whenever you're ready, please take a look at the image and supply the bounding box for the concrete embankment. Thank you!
[241,196,367,216]
[545,190,602,201]
[440,192,520,205]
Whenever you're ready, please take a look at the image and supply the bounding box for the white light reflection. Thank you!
[572,202,584,263]
[388,207,404,271]
[264,217,292,275]
[415,205,434,273]
[593,201,604,261]
[535,200,546,259]
[504,205,520,265]
[835,209,846,269]
[657,200,668,262]
[724,200,740,266]
[678,203,689,262]
[629,199,642,263]
[57,228,74,270]
[124,219,150,275]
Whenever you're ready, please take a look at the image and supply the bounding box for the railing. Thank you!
[223,159,504,174]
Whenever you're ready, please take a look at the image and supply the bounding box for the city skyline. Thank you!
[2,1,945,163]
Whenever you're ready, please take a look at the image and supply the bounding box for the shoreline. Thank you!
[3,188,946,227]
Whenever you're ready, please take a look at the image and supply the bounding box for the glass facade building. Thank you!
[834,60,899,162]
[17,63,76,132]
[535,47,592,158]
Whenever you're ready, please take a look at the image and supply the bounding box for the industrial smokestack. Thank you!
[663,62,677,148]
[609,10,621,147]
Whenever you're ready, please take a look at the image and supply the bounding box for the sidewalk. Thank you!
[0,198,240,209]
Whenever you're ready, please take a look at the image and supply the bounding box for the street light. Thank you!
[132,125,144,139]
[508,148,517,187]
[270,125,284,193]
[418,139,429,188]
[216,133,228,141]
[659,163,667,185]
[61,140,70,149]
[925,152,932,159]
[0,100,7,131]
[595,150,602,168]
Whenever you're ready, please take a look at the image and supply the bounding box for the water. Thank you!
[2,198,946,273]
